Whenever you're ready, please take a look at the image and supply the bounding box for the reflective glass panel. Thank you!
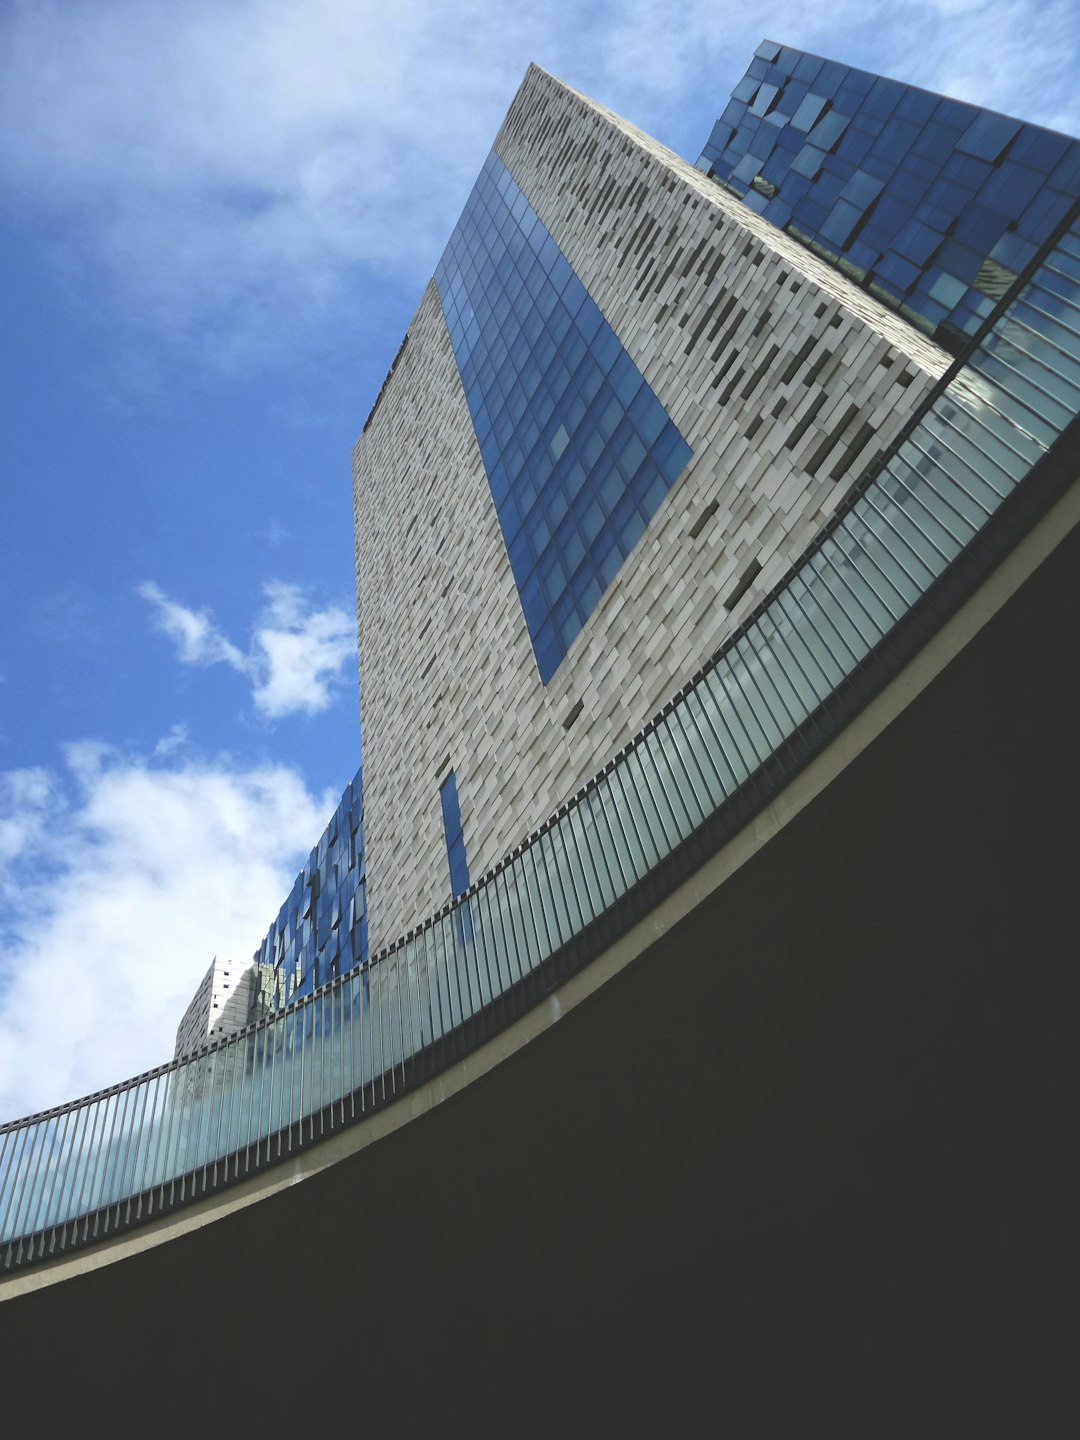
[698,49,1080,351]
[436,152,692,682]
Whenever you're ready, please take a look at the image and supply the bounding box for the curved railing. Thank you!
[2,209,1078,1274]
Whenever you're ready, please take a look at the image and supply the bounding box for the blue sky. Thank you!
[1,0,1077,1120]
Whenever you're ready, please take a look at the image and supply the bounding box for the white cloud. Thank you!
[138,580,248,670]
[3,0,1073,377]
[153,722,191,758]
[0,0,550,366]
[251,581,356,718]
[0,743,334,1120]
[902,0,1080,136]
[139,579,356,718]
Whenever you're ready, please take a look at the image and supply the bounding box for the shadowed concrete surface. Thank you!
[2,510,1079,1437]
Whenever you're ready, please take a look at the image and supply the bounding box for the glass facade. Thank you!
[435,151,692,683]
[249,768,367,1013]
[698,41,1080,352]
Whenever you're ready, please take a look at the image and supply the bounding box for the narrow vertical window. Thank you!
[440,770,471,896]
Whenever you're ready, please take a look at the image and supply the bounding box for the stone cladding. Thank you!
[354,66,950,952]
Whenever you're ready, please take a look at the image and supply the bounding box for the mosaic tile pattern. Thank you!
[698,41,1080,351]
[249,768,366,1012]
[435,152,692,682]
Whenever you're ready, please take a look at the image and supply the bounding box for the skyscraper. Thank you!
[354,61,968,952]
[179,46,1079,1045]
[245,768,367,1013]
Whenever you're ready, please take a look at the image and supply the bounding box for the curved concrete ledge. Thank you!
[1,481,1077,1432]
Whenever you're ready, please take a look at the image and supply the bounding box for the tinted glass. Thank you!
[698,46,1080,353]
[436,152,692,682]
[251,768,367,1011]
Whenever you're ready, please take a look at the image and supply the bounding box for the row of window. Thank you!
[435,150,691,682]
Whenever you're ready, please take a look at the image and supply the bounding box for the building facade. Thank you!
[696,41,1080,351]
[246,768,367,1015]
[174,768,367,1046]
[173,955,270,1060]
[174,46,1079,1028]
[353,61,952,953]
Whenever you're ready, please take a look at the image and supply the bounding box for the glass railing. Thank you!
[2,210,1078,1274]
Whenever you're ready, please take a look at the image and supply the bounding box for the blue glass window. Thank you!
[435,152,691,682]
[440,771,470,897]
[957,110,1020,163]
[250,768,366,1012]
[698,48,1080,349]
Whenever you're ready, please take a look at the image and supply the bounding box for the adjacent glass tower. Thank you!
[697,41,1080,351]
[249,768,367,1013]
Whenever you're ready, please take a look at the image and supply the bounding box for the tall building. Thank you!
[353,61,956,952]
[178,47,1080,1048]
[246,768,367,1013]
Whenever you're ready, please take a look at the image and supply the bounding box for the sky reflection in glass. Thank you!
[698,42,1080,353]
[250,768,366,1011]
[436,151,691,682]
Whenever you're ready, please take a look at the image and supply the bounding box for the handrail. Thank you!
[2,206,1078,1274]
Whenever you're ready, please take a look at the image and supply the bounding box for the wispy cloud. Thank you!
[0,742,334,1119]
[902,0,1080,137]
[262,517,290,549]
[138,580,247,669]
[154,722,191,758]
[0,768,58,863]
[2,1,1073,378]
[139,579,356,718]
[0,0,547,367]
